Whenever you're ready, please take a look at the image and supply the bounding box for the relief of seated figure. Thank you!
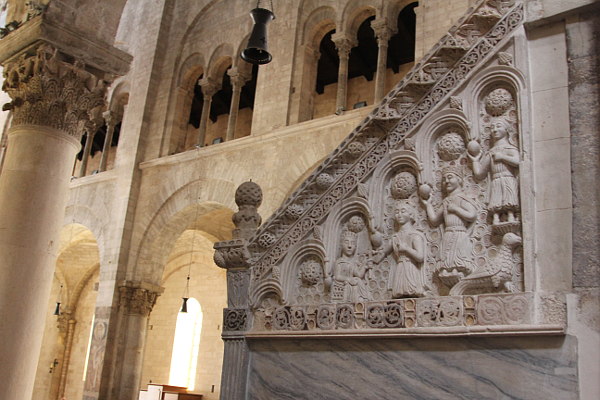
[325,216,372,303]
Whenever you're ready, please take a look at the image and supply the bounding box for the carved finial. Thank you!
[232,181,263,239]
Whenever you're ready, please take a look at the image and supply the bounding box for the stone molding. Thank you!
[2,44,107,138]
[0,14,131,77]
[118,281,163,316]
[250,292,565,337]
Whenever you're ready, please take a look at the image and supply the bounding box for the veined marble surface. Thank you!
[247,336,577,399]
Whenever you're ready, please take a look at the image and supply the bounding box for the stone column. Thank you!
[103,282,161,400]
[295,44,320,123]
[57,315,77,400]
[225,68,249,142]
[371,19,394,103]
[79,110,104,177]
[331,34,356,115]
[214,181,263,400]
[99,109,122,172]
[197,78,219,147]
[0,45,107,400]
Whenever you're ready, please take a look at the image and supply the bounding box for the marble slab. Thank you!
[247,335,578,399]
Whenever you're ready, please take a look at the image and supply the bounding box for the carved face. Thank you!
[394,205,413,225]
[443,172,461,193]
[341,236,357,256]
[491,121,509,141]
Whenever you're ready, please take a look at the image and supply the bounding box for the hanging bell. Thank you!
[181,297,189,313]
[54,302,61,316]
[241,7,275,65]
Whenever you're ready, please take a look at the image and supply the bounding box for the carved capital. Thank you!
[2,44,107,139]
[331,34,356,58]
[102,109,122,129]
[118,282,163,316]
[214,239,251,269]
[371,18,394,44]
[199,77,220,98]
[227,68,251,89]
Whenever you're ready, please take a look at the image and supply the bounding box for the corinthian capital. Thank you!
[118,281,163,316]
[2,44,107,138]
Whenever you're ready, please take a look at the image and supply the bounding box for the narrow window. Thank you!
[168,298,203,390]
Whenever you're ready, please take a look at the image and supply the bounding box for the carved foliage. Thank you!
[253,293,534,332]
[2,45,107,138]
[223,308,248,331]
[118,286,159,316]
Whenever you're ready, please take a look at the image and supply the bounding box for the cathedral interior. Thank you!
[0,0,598,399]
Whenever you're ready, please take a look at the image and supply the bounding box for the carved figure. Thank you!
[373,202,428,298]
[468,118,520,225]
[326,217,372,302]
[420,166,477,286]
[450,232,522,295]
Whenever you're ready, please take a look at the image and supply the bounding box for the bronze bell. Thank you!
[241,7,275,65]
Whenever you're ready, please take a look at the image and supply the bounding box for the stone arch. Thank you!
[250,279,284,309]
[387,0,419,31]
[301,6,337,49]
[342,2,377,40]
[416,108,471,184]
[290,6,338,124]
[68,263,100,311]
[177,52,206,89]
[62,205,107,265]
[207,43,234,82]
[164,53,206,154]
[135,179,236,286]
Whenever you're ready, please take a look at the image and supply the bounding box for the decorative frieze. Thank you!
[2,44,107,138]
[252,293,554,333]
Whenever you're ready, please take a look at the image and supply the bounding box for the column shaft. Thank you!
[0,125,80,400]
[372,20,393,103]
[197,95,213,146]
[336,53,350,114]
[332,35,355,115]
[374,41,389,102]
[226,85,243,142]
[57,319,77,400]
[79,130,95,177]
[99,112,119,172]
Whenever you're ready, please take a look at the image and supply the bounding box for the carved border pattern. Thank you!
[258,293,532,332]
[248,2,524,282]
[223,308,248,332]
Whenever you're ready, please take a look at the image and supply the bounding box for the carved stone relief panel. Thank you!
[233,1,560,336]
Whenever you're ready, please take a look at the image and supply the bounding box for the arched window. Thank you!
[168,298,203,390]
